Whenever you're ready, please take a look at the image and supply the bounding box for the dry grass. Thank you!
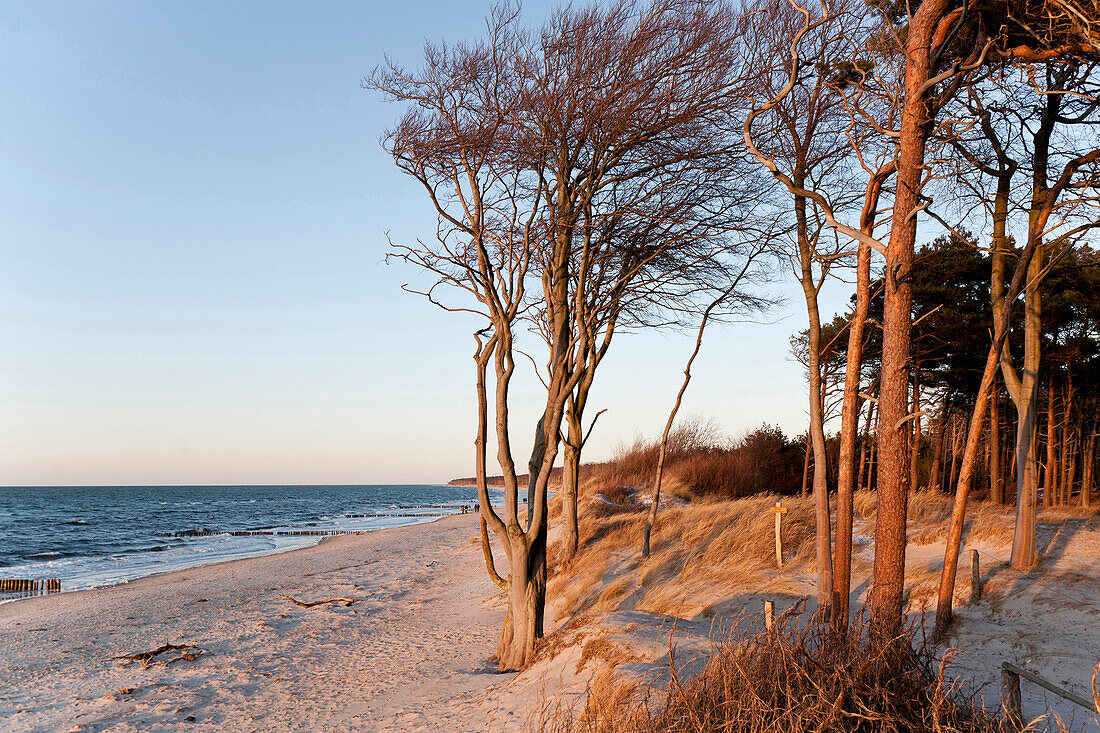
[549,494,818,620]
[537,611,1034,733]
[577,422,804,512]
[854,490,1100,546]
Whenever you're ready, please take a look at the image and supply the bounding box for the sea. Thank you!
[0,484,494,599]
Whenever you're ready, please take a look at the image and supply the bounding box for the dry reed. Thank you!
[537,610,1049,732]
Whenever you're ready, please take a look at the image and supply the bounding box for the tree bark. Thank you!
[801,438,812,498]
[560,414,581,561]
[1044,378,1057,508]
[832,239,871,630]
[929,403,947,493]
[932,187,1051,633]
[1060,377,1074,505]
[949,417,962,491]
[867,0,956,637]
[831,157,888,630]
[1083,431,1095,509]
[990,384,1002,503]
[793,187,833,608]
[909,364,922,495]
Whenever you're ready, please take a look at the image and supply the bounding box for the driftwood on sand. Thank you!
[278,594,361,608]
[113,643,201,667]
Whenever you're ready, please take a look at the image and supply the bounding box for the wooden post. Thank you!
[764,600,775,631]
[1002,665,1023,731]
[769,501,788,569]
[970,549,981,602]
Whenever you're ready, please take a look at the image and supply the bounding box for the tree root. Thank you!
[114,643,201,667]
[278,594,360,608]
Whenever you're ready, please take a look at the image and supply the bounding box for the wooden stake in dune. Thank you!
[770,501,788,569]
[970,549,981,602]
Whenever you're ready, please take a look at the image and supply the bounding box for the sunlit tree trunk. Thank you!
[990,383,1003,503]
[909,364,922,495]
[560,404,582,561]
[794,186,833,607]
[832,239,871,628]
[832,157,890,630]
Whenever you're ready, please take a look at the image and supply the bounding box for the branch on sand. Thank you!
[113,642,201,667]
[278,594,361,608]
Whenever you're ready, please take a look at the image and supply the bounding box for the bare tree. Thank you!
[739,0,875,609]
[640,243,775,558]
[933,68,1100,631]
[368,7,560,670]
[746,0,1099,641]
[372,0,756,669]
[507,0,756,569]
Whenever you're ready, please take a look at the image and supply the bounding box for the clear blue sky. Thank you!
[0,1,852,486]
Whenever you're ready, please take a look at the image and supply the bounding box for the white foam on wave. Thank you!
[0,510,457,601]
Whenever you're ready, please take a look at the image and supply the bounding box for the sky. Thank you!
[0,1,855,486]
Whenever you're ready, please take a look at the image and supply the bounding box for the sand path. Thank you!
[0,514,512,732]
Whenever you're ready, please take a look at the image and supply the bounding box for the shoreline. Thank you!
[0,513,516,732]
[1,490,481,601]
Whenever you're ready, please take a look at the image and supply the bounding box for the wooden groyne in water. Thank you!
[174,529,372,538]
[172,512,455,538]
[1,578,61,593]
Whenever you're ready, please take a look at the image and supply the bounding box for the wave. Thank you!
[26,551,74,560]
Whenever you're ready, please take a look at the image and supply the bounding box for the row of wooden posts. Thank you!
[1,578,60,593]
[174,529,372,538]
[172,517,451,539]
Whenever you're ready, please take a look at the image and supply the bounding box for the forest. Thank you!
[370,0,1100,728]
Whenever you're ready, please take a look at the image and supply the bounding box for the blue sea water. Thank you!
[0,484,490,596]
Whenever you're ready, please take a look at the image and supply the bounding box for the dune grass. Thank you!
[537,611,1020,733]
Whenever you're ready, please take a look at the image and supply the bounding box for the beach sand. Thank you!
[0,514,518,732]
[4,505,1100,732]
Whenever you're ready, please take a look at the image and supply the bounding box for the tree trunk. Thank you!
[932,190,1050,633]
[1060,378,1074,505]
[793,187,833,608]
[949,417,962,493]
[909,364,922,495]
[858,441,869,494]
[495,544,541,670]
[801,438,812,498]
[1044,379,1057,508]
[560,424,581,561]
[1010,399,1040,568]
[866,400,879,491]
[1064,427,1077,505]
[1083,432,1095,509]
[1003,86,1074,569]
[832,238,872,630]
[867,0,954,636]
[642,288,732,559]
[990,384,1002,503]
[929,403,947,493]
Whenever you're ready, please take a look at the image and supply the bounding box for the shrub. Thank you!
[540,610,1018,733]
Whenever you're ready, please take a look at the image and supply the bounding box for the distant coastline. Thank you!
[448,468,563,487]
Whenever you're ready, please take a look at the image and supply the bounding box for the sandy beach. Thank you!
[0,514,520,732]
[5,499,1100,733]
